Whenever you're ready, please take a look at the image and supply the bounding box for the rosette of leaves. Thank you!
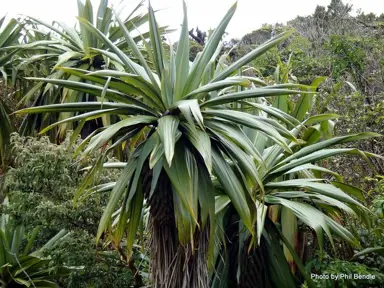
[14,1,315,286]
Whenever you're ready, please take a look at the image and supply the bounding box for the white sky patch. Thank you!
[3,0,384,41]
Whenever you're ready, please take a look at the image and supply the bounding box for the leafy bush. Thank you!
[0,133,138,287]
[306,253,384,288]
[350,176,384,272]
[44,230,135,287]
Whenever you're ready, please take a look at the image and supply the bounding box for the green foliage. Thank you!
[0,133,139,287]
[369,176,384,217]
[326,35,366,82]
[0,0,383,287]
[307,253,384,288]
[43,230,135,288]
[0,201,70,288]
[349,176,384,272]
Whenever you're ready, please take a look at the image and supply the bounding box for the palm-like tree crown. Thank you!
[16,2,383,287]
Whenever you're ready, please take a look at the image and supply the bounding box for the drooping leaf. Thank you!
[157,116,179,166]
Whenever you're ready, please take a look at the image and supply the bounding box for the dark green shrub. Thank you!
[0,133,138,287]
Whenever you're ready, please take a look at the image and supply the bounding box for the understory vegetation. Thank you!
[0,0,383,287]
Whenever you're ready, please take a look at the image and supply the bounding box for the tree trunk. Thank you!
[143,166,209,288]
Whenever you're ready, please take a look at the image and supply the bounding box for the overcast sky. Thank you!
[3,0,384,40]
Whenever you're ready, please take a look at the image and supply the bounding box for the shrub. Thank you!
[0,133,138,287]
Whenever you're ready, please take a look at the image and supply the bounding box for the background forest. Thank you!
[0,0,384,287]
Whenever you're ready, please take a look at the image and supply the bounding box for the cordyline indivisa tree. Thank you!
[16,1,382,287]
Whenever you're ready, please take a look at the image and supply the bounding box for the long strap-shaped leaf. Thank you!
[157,115,180,166]
[201,88,308,107]
[148,1,165,79]
[279,132,381,166]
[26,16,83,50]
[164,144,200,244]
[173,1,190,101]
[204,109,292,152]
[85,115,156,154]
[212,147,256,236]
[266,179,367,209]
[184,77,251,100]
[15,102,152,114]
[24,77,154,111]
[182,2,237,96]
[64,67,163,110]
[77,18,151,82]
[96,153,139,241]
[114,11,161,93]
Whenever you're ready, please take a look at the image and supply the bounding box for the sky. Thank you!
[3,0,384,41]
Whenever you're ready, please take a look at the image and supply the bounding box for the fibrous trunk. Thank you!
[143,166,209,288]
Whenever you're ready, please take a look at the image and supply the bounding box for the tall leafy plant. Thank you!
[15,2,310,287]
[211,62,382,286]
[7,0,170,139]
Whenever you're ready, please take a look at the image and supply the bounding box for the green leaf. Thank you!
[274,222,317,288]
[38,108,119,134]
[304,113,340,126]
[26,16,82,49]
[243,101,301,128]
[214,130,264,197]
[256,200,267,245]
[85,115,156,154]
[149,134,164,169]
[281,207,297,273]
[266,180,366,209]
[212,147,256,235]
[182,2,237,95]
[205,120,264,165]
[63,67,162,109]
[265,196,331,252]
[148,2,165,79]
[32,229,68,257]
[278,133,381,166]
[283,163,343,181]
[128,135,158,203]
[10,226,24,255]
[302,125,321,145]
[78,0,95,53]
[15,102,154,115]
[201,88,308,107]
[325,216,357,246]
[96,154,139,241]
[183,123,212,173]
[352,247,384,259]
[76,18,151,81]
[270,148,380,180]
[160,66,173,108]
[331,181,366,203]
[263,219,297,288]
[176,99,204,130]
[156,116,179,166]
[215,195,231,214]
[184,77,251,100]
[114,11,160,91]
[53,51,83,70]
[22,227,40,256]
[204,110,292,152]
[24,77,153,109]
[292,92,314,122]
[164,144,199,243]
[174,1,190,100]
